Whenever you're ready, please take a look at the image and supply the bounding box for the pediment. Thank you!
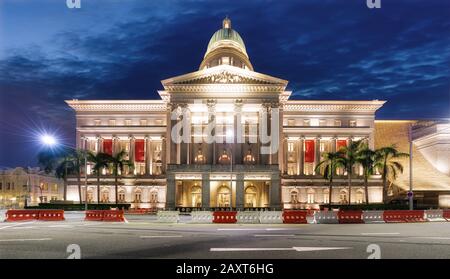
[161,65,288,87]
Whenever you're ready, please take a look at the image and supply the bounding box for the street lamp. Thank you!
[40,134,89,211]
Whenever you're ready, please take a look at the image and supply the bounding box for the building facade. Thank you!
[0,167,64,208]
[66,18,449,209]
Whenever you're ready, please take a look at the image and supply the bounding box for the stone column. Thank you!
[145,136,151,175]
[331,137,337,153]
[161,136,166,174]
[271,102,280,165]
[166,173,176,210]
[236,173,245,210]
[260,103,270,165]
[201,173,210,210]
[314,137,321,175]
[282,137,288,174]
[129,136,135,175]
[206,100,216,165]
[233,99,243,165]
[97,136,103,153]
[269,172,281,210]
[298,137,304,175]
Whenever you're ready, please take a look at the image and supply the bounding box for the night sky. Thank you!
[0,0,449,168]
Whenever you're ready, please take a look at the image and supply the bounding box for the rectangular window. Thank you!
[334,120,342,127]
[125,119,132,126]
[108,119,116,126]
[349,120,357,127]
[319,119,327,126]
[94,119,101,126]
[140,119,147,126]
[287,142,295,152]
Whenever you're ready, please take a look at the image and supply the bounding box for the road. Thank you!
[1,212,450,259]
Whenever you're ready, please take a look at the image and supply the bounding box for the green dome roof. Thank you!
[204,17,248,58]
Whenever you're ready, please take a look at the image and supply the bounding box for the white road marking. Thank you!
[140,235,183,238]
[412,237,450,240]
[217,228,264,231]
[0,221,36,230]
[210,247,352,252]
[11,226,35,229]
[254,234,296,237]
[0,238,52,242]
[361,232,400,235]
[266,228,293,231]
[47,225,74,228]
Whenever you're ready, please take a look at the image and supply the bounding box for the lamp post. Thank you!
[40,134,89,211]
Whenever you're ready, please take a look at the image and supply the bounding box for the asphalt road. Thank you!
[1,212,450,259]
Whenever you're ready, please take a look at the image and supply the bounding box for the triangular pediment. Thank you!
[161,65,288,87]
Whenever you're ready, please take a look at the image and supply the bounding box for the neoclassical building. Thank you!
[66,18,450,210]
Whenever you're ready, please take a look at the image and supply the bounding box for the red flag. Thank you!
[304,140,315,163]
[103,139,112,155]
[135,139,145,162]
[337,140,347,151]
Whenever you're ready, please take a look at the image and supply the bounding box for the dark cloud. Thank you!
[0,0,449,167]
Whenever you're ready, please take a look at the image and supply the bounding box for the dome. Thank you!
[200,17,253,71]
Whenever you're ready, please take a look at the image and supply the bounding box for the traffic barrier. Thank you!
[338,210,364,224]
[282,210,308,224]
[5,210,40,222]
[190,211,214,223]
[383,210,426,223]
[38,210,65,221]
[126,208,156,215]
[314,211,339,224]
[0,210,5,222]
[259,211,283,224]
[362,211,385,223]
[424,210,445,222]
[237,211,260,224]
[444,210,450,221]
[102,210,125,222]
[85,210,104,221]
[213,211,237,223]
[157,210,180,223]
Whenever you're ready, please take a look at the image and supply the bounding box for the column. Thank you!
[331,137,337,153]
[161,136,166,174]
[206,100,216,165]
[233,99,243,165]
[97,136,103,153]
[236,173,245,210]
[269,172,281,210]
[260,103,270,165]
[298,137,304,175]
[166,173,176,210]
[271,102,280,165]
[201,173,210,210]
[314,137,321,175]
[129,136,135,175]
[145,136,151,175]
[282,137,288,174]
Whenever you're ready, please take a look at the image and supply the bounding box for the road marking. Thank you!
[254,234,296,237]
[412,237,450,240]
[11,226,35,229]
[210,247,352,252]
[0,221,36,230]
[47,225,74,228]
[0,238,52,242]
[217,228,264,231]
[140,235,183,238]
[266,228,293,231]
[361,232,400,235]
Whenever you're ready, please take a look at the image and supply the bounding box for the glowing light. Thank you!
[40,134,57,146]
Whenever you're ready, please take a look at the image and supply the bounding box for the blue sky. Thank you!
[0,0,449,167]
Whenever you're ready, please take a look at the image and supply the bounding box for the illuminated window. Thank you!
[191,185,202,207]
[118,190,125,203]
[150,191,158,203]
[194,149,206,164]
[307,189,315,204]
[217,185,231,207]
[134,189,142,203]
[245,186,257,207]
[101,189,110,203]
[287,142,295,152]
[323,189,330,204]
[339,190,348,204]
[349,120,357,127]
[243,149,255,164]
[52,184,58,192]
[290,190,299,204]
[356,190,364,204]
[87,190,94,203]
[218,150,230,164]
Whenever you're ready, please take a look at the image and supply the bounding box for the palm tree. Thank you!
[356,143,376,204]
[374,145,409,204]
[340,140,362,205]
[38,147,74,201]
[315,152,345,209]
[106,150,133,204]
[87,151,110,204]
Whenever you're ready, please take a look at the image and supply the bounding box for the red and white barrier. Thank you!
[383,210,425,223]
[338,210,364,224]
[5,209,65,222]
[85,210,124,222]
[213,211,237,223]
[282,210,308,224]
[444,210,450,221]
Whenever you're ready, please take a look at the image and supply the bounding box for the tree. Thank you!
[38,147,75,202]
[374,145,409,204]
[87,151,110,204]
[105,150,133,204]
[315,152,345,209]
[340,140,362,205]
[356,143,376,204]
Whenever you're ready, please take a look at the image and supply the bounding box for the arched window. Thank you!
[218,150,230,164]
[356,189,364,204]
[290,190,299,204]
[339,190,348,204]
[101,189,110,203]
[118,189,126,203]
[217,185,231,207]
[243,150,255,164]
[134,189,142,203]
[191,185,202,207]
[150,190,158,203]
[307,188,315,204]
[194,149,206,164]
[245,185,257,207]
[87,189,94,203]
